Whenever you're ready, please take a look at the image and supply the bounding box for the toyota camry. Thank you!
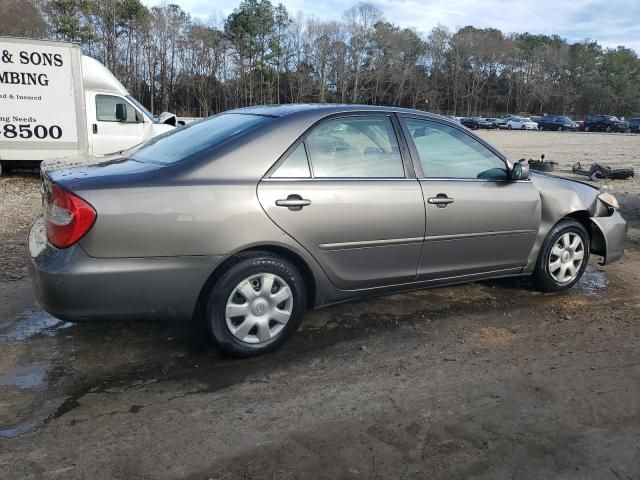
[29,104,627,357]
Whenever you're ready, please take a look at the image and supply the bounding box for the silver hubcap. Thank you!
[225,273,293,344]
[549,233,585,283]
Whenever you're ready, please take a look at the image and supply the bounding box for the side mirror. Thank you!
[115,103,127,122]
[511,162,530,181]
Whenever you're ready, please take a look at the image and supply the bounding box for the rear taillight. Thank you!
[45,183,96,248]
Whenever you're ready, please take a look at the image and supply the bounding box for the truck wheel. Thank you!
[533,219,590,292]
[206,251,306,357]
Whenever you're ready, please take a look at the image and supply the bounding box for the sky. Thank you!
[144,0,640,52]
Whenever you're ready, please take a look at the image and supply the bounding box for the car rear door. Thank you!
[257,113,425,290]
[399,115,541,280]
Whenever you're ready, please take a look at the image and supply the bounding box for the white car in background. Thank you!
[507,117,538,130]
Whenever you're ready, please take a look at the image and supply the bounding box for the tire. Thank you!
[521,125,526,130]
[606,125,612,133]
[533,219,590,292]
[205,252,307,357]
[585,125,590,132]
[558,126,563,131]
[507,124,512,130]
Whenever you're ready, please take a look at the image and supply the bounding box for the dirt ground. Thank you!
[0,131,639,479]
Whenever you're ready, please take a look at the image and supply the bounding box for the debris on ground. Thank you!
[572,162,635,181]
[525,154,557,172]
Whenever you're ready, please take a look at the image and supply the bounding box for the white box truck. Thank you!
[0,37,176,175]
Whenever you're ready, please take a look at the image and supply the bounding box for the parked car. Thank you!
[584,114,629,133]
[28,104,627,357]
[506,117,538,130]
[629,118,640,133]
[484,118,501,129]
[537,115,579,131]
[460,117,495,130]
[495,115,516,129]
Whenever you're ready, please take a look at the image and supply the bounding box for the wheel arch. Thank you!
[564,210,606,257]
[193,244,319,323]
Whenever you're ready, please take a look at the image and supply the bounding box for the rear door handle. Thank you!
[427,194,454,208]
[93,123,98,134]
[276,194,311,211]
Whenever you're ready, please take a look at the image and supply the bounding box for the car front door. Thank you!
[88,93,146,155]
[400,116,541,280]
[257,114,425,290]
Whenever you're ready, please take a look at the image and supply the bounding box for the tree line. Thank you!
[2,0,639,118]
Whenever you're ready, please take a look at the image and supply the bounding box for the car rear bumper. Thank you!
[28,217,225,322]
[591,211,627,265]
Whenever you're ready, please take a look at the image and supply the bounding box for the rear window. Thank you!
[127,113,269,164]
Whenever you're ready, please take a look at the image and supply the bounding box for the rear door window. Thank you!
[272,143,311,178]
[305,116,405,178]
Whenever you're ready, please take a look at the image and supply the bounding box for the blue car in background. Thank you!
[630,118,640,133]
[537,115,579,131]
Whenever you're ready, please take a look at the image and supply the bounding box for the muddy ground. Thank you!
[0,131,639,479]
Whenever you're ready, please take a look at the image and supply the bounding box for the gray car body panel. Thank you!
[30,104,626,322]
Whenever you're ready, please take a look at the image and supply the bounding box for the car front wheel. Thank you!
[206,252,306,357]
[533,219,590,292]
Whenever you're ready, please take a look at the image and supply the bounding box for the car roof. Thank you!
[229,103,455,124]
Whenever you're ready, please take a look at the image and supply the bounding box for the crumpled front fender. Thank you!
[590,211,627,265]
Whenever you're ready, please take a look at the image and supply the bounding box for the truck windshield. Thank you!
[127,113,270,165]
[126,96,159,123]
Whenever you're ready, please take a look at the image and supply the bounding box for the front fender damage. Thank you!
[525,172,626,270]
[590,212,627,265]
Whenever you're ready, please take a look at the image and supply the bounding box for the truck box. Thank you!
[0,37,175,175]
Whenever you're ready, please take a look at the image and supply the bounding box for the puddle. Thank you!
[575,269,609,295]
[0,420,42,439]
[0,361,49,391]
[0,309,71,342]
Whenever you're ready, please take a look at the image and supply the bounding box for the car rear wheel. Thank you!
[533,219,590,292]
[206,252,306,357]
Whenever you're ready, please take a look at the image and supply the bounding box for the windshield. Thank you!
[126,96,159,123]
[127,113,270,165]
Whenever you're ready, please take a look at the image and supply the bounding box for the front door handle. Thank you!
[276,194,311,211]
[427,194,454,208]
[93,123,98,134]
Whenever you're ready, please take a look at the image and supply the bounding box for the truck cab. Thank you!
[82,56,174,156]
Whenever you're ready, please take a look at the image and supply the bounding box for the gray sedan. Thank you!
[29,105,627,357]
